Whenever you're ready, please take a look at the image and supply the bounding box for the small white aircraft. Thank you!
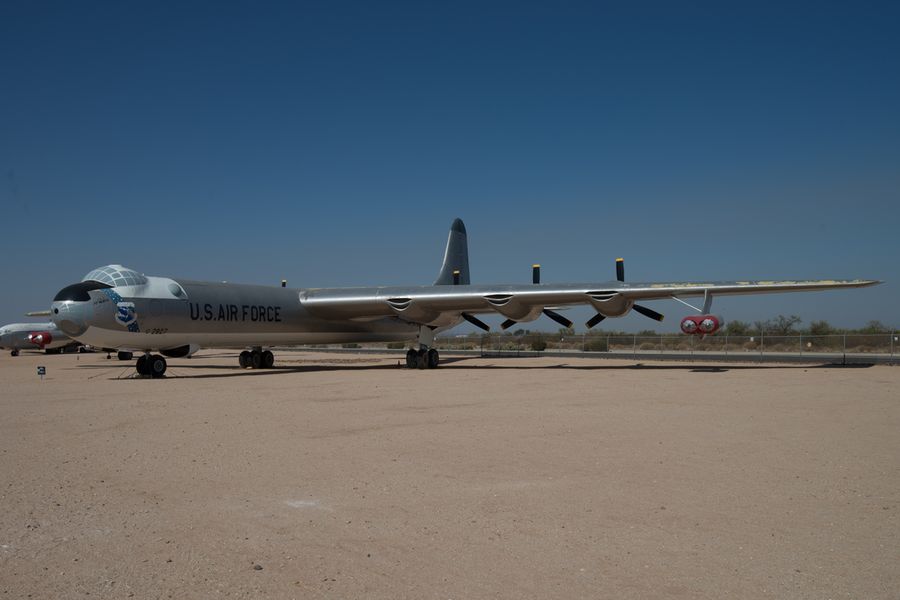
[0,321,75,356]
[48,219,880,377]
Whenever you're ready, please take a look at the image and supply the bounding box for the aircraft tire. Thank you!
[239,351,251,368]
[149,355,167,378]
[136,355,149,376]
[427,349,439,369]
[416,350,427,370]
[11,349,19,357]
[262,350,274,368]
[118,351,133,361]
[251,350,263,369]
[405,349,417,369]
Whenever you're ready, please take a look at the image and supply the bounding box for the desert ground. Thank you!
[1,349,897,599]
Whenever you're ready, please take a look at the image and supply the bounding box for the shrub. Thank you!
[530,338,547,352]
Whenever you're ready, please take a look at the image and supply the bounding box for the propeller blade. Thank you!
[26,310,51,317]
[461,312,491,331]
[543,309,573,329]
[585,313,606,329]
[532,264,541,284]
[616,258,625,282]
[632,303,665,322]
[500,318,518,330]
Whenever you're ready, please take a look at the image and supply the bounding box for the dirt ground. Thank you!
[1,349,897,599]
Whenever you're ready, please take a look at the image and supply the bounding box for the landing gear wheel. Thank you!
[261,350,274,368]
[148,354,167,378]
[147,354,167,379]
[136,355,149,376]
[427,349,439,369]
[11,350,19,357]
[118,351,133,361]
[405,349,417,369]
[239,351,251,368]
[416,349,427,370]
[251,350,263,369]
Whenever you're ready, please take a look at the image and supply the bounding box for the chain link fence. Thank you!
[430,332,898,362]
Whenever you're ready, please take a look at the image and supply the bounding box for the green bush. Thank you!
[530,338,547,351]
[584,338,608,352]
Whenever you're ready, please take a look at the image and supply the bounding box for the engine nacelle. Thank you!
[161,343,200,358]
[28,331,53,348]
[680,315,723,335]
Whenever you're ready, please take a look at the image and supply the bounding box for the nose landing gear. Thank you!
[239,349,274,369]
[135,354,167,378]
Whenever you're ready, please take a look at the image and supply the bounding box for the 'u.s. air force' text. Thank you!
[189,303,282,322]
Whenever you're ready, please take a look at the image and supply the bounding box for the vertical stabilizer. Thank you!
[434,218,470,285]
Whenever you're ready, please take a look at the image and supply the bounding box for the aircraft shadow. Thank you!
[72,355,873,381]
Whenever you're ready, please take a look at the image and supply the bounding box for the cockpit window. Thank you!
[53,281,113,302]
[82,265,148,287]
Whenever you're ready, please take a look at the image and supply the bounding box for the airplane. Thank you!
[47,218,880,377]
[0,321,77,356]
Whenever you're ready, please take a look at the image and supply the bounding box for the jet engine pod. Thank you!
[681,315,723,335]
[28,332,52,348]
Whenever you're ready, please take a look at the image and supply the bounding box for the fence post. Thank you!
[760,332,764,361]
[607,334,610,354]
[690,333,694,362]
[799,334,802,356]
[891,331,896,364]
[660,334,663,355]
[843,333,847,365]
[725,335,728,359]
[633,335,637,360]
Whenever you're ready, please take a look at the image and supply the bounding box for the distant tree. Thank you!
[513,328,525,336]
[860,320,888,334]
[558,326,575,337]
[807,320,835,336]
[753,320,770,334]
[637,329,657,337]
[771,314,802,335]
[725,320,750,336]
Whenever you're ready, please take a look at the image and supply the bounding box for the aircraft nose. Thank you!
[52,300,91,337]
[50,280,113,338]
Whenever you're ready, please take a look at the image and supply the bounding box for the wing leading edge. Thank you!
[300,278,880,328]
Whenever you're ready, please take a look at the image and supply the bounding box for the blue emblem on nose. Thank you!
[116,302,137,326]
[100,289,141,333]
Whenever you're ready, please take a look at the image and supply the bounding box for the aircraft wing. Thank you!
[301,278,880,329]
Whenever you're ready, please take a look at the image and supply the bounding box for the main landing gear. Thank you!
[404,325,440,369]
[239,349,274,369]
[10,349,19,357]
[135,354,167,378]
[405,348,440,369]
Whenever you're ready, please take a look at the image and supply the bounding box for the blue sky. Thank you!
[1,1,897,331]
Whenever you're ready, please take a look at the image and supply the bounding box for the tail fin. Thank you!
[434,218,470,285]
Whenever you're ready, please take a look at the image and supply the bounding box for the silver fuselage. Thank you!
[51,276,423,353]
